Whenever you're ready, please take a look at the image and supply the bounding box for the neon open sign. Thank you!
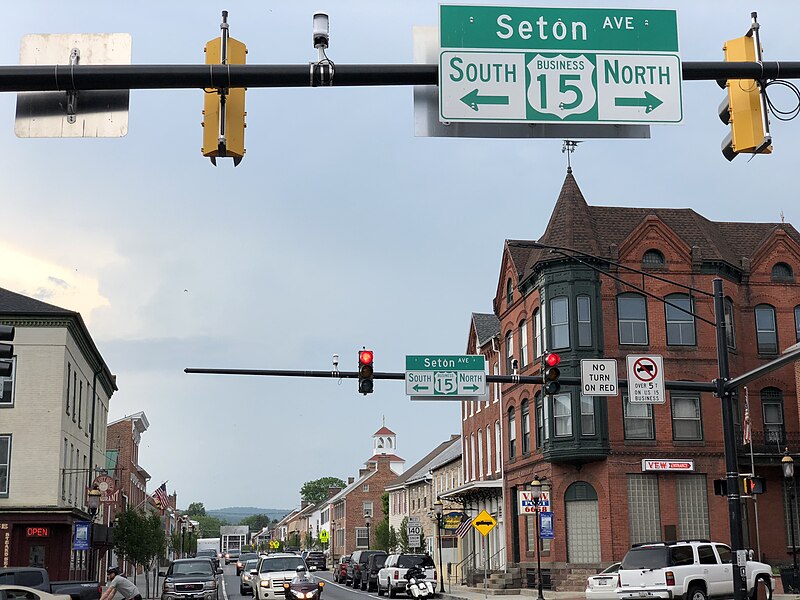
[26,527,50,538]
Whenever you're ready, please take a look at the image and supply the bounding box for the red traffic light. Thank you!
[545,353,560,368]
[359,350,374,365]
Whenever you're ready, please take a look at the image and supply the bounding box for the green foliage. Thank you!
[374,520,390,551]
[287,532,300,548]
[381,493,389,523]
[398,517,409,552]
[242,545,254,552]
[114,508,167,592]
[388,527,398,552]
[169,531,197,557]
[300,477,346,505]
[240,514,272,530]
[194,515,227,538]
[186,502,206,517]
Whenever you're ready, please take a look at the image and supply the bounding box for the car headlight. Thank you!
[163,582,175,592]
[260,581,270,588]
[203,581,217,590]
[244,575,252,582]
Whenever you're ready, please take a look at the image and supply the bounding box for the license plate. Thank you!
[639,593,649,597]
[597,581,608,586]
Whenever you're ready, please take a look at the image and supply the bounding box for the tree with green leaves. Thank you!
[300,477,346,505]
[374,520,390,551]
[240,514,272,531]
[113,509,166,597]
[194,514,227,538]
[185,502,206,517]
[388,527,398,552]
[399,517,409,552]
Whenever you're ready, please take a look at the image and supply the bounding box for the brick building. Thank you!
[0,288,115,581]
[462,170,800,587]
[330,427,404,558]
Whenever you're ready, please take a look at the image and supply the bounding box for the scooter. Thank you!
[404,566,435,599]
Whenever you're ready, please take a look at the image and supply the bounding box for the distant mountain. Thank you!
[206,506,292,524]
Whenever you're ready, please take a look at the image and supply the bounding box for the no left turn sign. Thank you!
[626,355,665,404]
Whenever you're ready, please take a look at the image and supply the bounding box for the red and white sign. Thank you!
[642,459,695,472]
[626,355,665,404]
[92,474,117,503]
[518,490,550,514]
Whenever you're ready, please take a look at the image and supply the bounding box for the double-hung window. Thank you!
[521,400,530,454]
[665,294,696,346]
[519,321,528,367]
[755,305,778,354]
[624,395,655,439]
[0,358,14,407]
[580,395,595,436]
[577,295,592,347]
[553,393,572,436]
[508,408,516,459]
[0,435,10,497]
[550,297,570,349]
[671,394,702,440]
[618,294,648,345]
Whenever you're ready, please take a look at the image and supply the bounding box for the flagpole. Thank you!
[745,388,761,560]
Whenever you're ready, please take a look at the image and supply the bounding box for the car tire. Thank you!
[388,583,396,599]
[361,579,367,591]
[687,585,707,600]
[378,581,384,597]
[751,576,772,600]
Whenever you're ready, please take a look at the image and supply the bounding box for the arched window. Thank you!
[642,249,665,268]
[519,320,528,367]
[508,407,516,459]
[506,331,515,373]
[761,387,784,445]
[772,262,794,281]
[755,304,778,354]
[795,305,800,343]
[494,421,501,472]
[535,392,543,448]
[506,278,514,306]
[665,294,696,346]
[521,399,530,455]
[618,293,648,345]
[485,425,492,476]
[533,308,542,357]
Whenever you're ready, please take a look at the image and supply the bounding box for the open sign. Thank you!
[26,527,50,538]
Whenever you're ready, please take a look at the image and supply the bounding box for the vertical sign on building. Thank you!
[1,523,9,567]
[73,522,91,551]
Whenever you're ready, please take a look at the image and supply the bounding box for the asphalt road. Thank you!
[220,564,382,600]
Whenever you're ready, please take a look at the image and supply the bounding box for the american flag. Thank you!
[743,388,752,445]
[153,483,169,509]
[455,516,472,538]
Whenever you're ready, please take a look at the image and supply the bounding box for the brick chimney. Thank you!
[348,477,355,485]
[328,486,342,499]
[301,500,309,509]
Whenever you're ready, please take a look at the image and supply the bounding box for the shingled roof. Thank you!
[0,287,78,315]
[472,313,500,347]
[516,171,800,278]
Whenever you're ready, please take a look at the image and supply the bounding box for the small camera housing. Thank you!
[313,12,330,49]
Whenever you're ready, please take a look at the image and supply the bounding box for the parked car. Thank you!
[333,556,350,583]
[240,559,260,596]
[303,552,326,572]
[362,553,388,592]
[195,550,219,571]
[0,567,101,600]
[0,585,73,600]
[617,541,772,600]
[225,550,241,565]
[584,563,620,600]
[377,554,436,598]
[251,554,308,600]
[160,558,223,600]
[349,551,385,589]
[237,554,259,576]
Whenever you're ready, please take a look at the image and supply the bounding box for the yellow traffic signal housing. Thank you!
[202,36,247,165]
[719,35,771,161]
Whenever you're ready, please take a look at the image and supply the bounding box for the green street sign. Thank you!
[439,5,682,125]
[405,355,486,398]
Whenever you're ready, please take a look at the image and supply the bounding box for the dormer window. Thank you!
[772,262,794,282]
[642,249,665,268]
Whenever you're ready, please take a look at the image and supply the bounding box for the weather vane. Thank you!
[562,140,582,173]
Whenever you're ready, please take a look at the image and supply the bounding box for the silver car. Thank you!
[240,559,259,596]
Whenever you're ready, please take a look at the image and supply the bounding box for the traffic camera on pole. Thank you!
[202,11,247,166]
[0,325,14,378]
[542,352,561,395]
[358,349,374,395]
[718,13,772,161]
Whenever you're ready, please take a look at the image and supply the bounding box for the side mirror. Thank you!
[158,571,167,577]
[216,569,223,575]
[250,570,258,576]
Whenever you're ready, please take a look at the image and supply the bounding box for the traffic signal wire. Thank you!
[763,78,800,121]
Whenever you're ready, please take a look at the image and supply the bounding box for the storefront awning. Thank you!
[438,479,503,504]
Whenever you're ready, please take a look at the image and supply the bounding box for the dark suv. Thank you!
[349,550,384,589]
[303,551,326,571]
[362,552,387,592]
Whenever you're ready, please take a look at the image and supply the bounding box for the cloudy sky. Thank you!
[4,1,800,510]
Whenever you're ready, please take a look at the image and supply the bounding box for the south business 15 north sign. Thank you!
[439,5,682,124]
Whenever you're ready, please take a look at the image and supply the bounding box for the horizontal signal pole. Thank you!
[184,367,717,393]
[0,61,799,92]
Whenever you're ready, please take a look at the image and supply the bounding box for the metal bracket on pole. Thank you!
[217,11,230,159]
[66,47,79,124]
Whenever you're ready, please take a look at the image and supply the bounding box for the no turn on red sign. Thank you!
[626,355,665,404]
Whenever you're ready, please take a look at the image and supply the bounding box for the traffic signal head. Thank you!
[719,34,771,161]
[358,349,374,395]
[0,325,14,378]
[543,352,561,395]
[741,475,766,495]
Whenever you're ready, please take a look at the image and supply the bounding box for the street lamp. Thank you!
[784,451,798,591]
[433,501,445,593]
[87,485,102,520]
[330,519,336,564]
[531,476,545,600]
[364,513,372,549]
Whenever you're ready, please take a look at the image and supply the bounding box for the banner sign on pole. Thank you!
[73,521,91,551]
[539,512,554,539]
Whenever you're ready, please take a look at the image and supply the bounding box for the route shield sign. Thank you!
[406,355,486,398]
[471,509,497,537]
[626,354,665,403]
[439,5,682,124]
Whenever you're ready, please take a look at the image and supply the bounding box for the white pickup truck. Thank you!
[617,541,772,600]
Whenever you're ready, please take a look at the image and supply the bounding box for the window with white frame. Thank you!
[624,395,655,439]
[520,320,528,367]
[580,395,595,436]
[494,421,501,472]
[671,394,702,440]
[477,430,484,479]
[0,358,15,407]
[553,393,572,436]
[363,501,373,517]
[355,527,369,547]
[665,294,696,346]
[533,308,542,358]
[521,400,530,454]
[618,294,648,345]
[486,425,492,476]
[506,331,515,373]
[0,435,10,497]
[362,484,369,492]
[550,297,570,349]
[508,408,516,459]
[493,363,499,403]
[577,295,592,347]
[471,433,476,480]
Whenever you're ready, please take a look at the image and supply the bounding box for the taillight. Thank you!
[665,571,675,586]
[394,571,398,580]
[434,571,437,580]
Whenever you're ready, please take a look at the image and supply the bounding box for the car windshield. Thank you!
[621,548,669,570]
[260,557,306,573]
[398,555,434,569]
[240,554,258,561]
[172,561,214,575]
[196,550,215,556]
[245,560,259,569]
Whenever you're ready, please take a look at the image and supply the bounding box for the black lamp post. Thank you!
[364,513,372,549]
[330,519,336,564]
[433,501,445,593]
[784,451,798,591]
[531,476,545,600]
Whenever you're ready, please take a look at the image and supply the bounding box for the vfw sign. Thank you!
[518,490,550,514]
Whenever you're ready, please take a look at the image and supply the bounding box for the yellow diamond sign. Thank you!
[471,509,497,537]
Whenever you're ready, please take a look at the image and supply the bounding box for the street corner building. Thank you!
[458,170,800,589]
[0,287,116,580]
